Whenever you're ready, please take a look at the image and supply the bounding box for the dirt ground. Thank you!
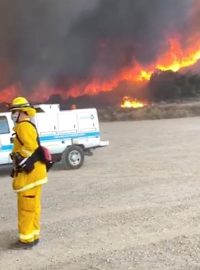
[1,117,200,270]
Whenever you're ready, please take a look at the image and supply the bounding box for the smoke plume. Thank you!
[0,0,198,97]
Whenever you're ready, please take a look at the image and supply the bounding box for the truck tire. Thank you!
[62,145,84,170]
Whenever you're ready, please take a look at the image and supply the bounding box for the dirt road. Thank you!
[1,118,200,270]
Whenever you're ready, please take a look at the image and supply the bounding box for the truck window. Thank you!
[0,116,10,134]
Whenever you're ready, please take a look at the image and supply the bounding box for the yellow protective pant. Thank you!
[17,186,41,243]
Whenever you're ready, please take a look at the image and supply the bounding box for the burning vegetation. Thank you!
[120,96,147,109]
[0,0,200,107]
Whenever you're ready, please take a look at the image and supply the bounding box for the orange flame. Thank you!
[1,36,200,102]
[0,83,21,103]
[121,96,147,109]
[66,37,200,97]
[156,38,200,72]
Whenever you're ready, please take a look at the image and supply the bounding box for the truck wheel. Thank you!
[62,145,84,170]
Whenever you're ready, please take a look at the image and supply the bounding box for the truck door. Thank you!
[0,115,12,164]
[35,112,58,135]
[34,112,59,153]
[57,111,77,135]
[77,109,99,133]
[75,109,100,148]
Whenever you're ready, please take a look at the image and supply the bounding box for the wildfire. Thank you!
[121,96,147,109]
[156,38,200,72]
[1,36,200,102]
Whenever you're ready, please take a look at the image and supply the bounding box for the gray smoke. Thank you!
[0,0,197,93]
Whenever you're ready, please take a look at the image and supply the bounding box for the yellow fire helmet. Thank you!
[9,96,36,117]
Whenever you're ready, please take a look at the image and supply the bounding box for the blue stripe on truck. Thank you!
[40,131,100,141]
[0,131,100,151]
[1,145,12,151]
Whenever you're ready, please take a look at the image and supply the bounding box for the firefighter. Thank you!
[9,97,48,249]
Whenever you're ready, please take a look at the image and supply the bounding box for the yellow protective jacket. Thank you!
[12,119,48,192]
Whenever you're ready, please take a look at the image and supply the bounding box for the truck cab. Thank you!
[0,113,13,165]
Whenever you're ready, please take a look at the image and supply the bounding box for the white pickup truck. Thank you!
[0,104,109,169]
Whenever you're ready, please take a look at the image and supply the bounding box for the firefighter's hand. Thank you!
[11,152,34,173]
[17,154,35,173]
[12,152,24,164]
[11,153,26,170]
